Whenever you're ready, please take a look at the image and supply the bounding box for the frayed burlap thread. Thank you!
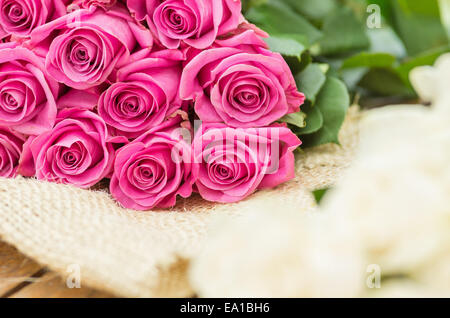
[0,107,361,298]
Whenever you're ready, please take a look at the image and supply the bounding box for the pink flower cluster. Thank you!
[0,0,304,210]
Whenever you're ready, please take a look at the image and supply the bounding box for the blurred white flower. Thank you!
[190,54,450,298]
[190,207,365,298]
[323,104,450,277]
[321,56,450,293]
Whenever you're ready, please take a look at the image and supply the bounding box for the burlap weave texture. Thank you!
[0,107,360,297]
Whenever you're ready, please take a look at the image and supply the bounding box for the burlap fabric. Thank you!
[0,107,361,298]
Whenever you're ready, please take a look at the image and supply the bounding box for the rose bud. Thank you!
[110,116,194,210]
[192,123,301,203]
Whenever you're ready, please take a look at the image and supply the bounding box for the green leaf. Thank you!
[340,68,369,92]
[391,0,448,56]
[297,51,313,73]
[281,0,338,23]
[296,63,327,102]
[358,68,415,97]
[313,188,330,204]
[245,1,323,45]
[302,77,350,147]
[279,112,306,129]
[283,50,313,76]
[242,0,267,13]
[294,102,324,135]
[319,7,370,55]
[341,52,397,69]
[264,34,306,58]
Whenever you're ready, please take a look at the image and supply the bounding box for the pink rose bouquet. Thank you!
[0,0,308,211]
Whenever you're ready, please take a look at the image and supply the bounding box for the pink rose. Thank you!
[110,116,194,210]
[0,0,69,38]
[19,108,115,188]
[0,43,59,135]
[192,123,301,203]
[28,5,153,89]
[180,29,305,128]
[127,0,242,49]
[99,49,183,139]
[0,126,24,177]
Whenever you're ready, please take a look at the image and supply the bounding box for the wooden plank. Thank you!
[0,241,113,298]
[0,241,44,297]
[9,272,115,298]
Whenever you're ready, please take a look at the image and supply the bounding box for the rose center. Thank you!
[62,149,81,166]
[131,158,166,190]
[156,2,198,37]
[118,94,143,116]
[0,90,23,112]
[70,42,91,65]
[5,3,26,23]
[139,166,153,180]
[164,8,189,33]
[64,152,77,164]
[9,5,22,18]
[235,91,258,105]
[225,78,271,115]
[75,48,88,62]
[210,162,235,183]
[66,35,100,73]
[58,142,86,171]
[169,11,182,26]
[2,92,17,106]
[218,165,231,178]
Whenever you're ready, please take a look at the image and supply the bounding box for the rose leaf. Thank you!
[301,77,350,147]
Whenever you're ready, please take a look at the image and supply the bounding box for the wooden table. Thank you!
[0,241,114,298]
